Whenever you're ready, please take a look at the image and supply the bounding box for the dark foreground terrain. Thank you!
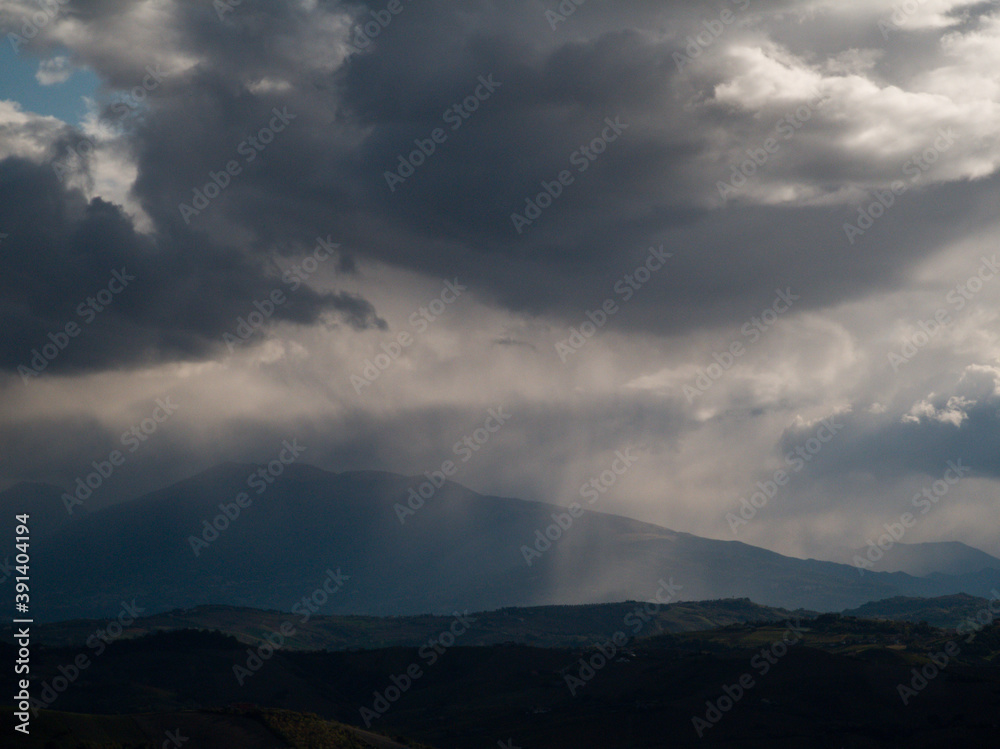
[1,705,421,748]
[4,605,999,748]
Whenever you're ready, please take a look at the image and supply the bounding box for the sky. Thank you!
[2,0,1000,562]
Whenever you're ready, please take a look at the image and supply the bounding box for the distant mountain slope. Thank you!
[843,541,1000,576]
[9,463,1000,620]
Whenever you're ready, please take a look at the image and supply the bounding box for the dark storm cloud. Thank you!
[0,157,383,377]
[5,0,1000,372]
[137,0,1000,332]
[2,0,998,561]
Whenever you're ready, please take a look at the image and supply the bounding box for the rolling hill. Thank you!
[4,620,999,749]
[5,598,805,652]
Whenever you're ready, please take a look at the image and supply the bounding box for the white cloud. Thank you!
[0,100,67,160]
[902,395,975,426]
[681,7,1000,205]
[35,56,76,85]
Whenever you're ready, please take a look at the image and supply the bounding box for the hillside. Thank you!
[4,620,999,748]
[843,593,999,630]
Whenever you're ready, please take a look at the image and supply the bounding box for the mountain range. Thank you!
[3,463,1000,621]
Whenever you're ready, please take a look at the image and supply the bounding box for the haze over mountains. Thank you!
[4,463,999,622]
[841,540,1000,577]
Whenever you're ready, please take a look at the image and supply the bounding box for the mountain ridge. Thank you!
[5,462,1000,621]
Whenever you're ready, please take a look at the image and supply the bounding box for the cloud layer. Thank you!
[3,0,1000,562]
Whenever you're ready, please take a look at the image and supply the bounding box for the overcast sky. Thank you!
[2,0,1000,561]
